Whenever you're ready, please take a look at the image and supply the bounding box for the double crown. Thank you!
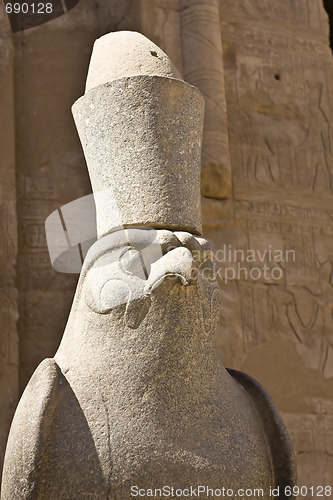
[72,31,204,239]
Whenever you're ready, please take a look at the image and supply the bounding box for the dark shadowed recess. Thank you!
[323,0,333,52]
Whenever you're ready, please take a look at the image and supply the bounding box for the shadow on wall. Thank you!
[3,0,80,32]
[323,0,333,51]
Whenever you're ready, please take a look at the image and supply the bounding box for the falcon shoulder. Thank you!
[227,368,297,495]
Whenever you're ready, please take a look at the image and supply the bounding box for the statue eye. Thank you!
[100,279,130,311]
[86,278,131,314]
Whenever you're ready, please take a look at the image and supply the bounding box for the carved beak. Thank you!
[126,247,197,329]
[144,246,197,293]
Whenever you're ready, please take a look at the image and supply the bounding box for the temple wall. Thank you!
[0,6,18,478]
[0,0,332,491]
[215,0,333,486]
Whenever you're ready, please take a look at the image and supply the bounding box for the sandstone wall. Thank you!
[216,0,333,486]
[0,6,18,479]
[0,0,332,491]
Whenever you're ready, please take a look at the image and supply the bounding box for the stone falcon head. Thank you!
[62,31,221,338]
[80,227,221,332]
[66,31,218,332]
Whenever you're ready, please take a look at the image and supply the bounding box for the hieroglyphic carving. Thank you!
[17,156,88,387]
[231,198,333,377]
[220,0,324,32]
[283,409,333,492]
[214,0,333,485]
[220,0,333,198]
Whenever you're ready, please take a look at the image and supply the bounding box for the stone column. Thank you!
[179,0,232,199]
[137,0,232,199]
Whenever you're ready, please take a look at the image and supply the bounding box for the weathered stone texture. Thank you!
[0,7,18,477]
[73,76,204,237]
[283,407,333,494]
[14,1,100,391]
[1,31,296,495]
[141,8,333,488]
[0,0,332,490]
[0,0,137,481]
[206,0,333,488]
[139,0,232,199]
